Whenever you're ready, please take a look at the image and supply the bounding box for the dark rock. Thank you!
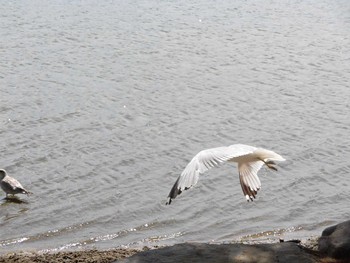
[117,242,319,263]
[318,220,350,260]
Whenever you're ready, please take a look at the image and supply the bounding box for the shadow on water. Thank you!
[1,196,29,205]
[0,197,30,224]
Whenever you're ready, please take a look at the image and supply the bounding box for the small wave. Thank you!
[240,225,303,241]
[0,221,94,248]
[0,237,29,247]
[36,220,183,252]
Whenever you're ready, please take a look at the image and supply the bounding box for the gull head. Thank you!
[0,169,6,180]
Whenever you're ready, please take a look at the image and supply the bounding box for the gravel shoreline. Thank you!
[1,217,348,263]
[0,237,320,263]
[0,248,140,263]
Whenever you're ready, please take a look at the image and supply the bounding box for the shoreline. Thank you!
[0,247,140,263]
[1,218,349,263]
[0,237,320,263]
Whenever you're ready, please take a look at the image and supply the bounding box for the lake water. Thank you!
[0,0,349,254]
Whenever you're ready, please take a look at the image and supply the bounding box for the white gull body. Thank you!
[0,169,32,197]
[166,144,285,205]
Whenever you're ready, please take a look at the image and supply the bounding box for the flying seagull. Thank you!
[166,144,285,205]
[0,169,32,197]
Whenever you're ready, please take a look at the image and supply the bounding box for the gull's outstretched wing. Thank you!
[166,144,257,205]
[238,160,264,201]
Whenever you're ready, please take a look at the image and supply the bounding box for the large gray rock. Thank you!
[117,242,319,263]
[318,220,350,260]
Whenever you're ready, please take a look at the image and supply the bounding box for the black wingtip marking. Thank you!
[166,177,182,205]
[166,175,194,205]
[246,195,255,202]
[239,174,258,202]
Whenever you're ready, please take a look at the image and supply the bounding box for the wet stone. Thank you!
[318,220,350,260]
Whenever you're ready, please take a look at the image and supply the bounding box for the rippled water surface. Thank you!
[1,0,350,253]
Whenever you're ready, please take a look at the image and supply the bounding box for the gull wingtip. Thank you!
[165,197,172,205]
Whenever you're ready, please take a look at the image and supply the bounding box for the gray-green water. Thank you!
[1,0,349,253]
